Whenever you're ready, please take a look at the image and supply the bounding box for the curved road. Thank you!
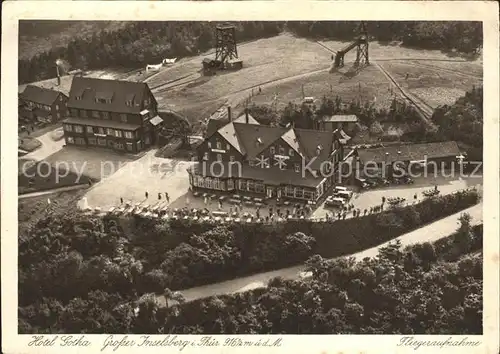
[157,203,482,306]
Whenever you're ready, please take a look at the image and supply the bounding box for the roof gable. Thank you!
[20,85,62,106]
[233,123,288,159]
[281,128,304,157]
[67,77,151,114]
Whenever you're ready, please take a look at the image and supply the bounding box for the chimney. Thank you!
[245,109,249,124]
[56,64,61,86]
[227,106,232,122]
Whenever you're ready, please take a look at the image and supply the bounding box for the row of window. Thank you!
[208,141,231,151]
[284,186,316,200]
[192,176,226,191]
[69,108,128,122]
[237,180,266,194]
[208,140,298,158]
[192,175,317,201]
[26,102,63,111]
[66,136,138,151]
[64,124,137,139]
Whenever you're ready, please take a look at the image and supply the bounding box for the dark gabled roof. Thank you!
[294,128,337,169]
[201,115,339,169]
[20,85,64,106]
[62,117,141,131]
[233,123,288,159]
[356,141,461,164]
[67,77,152,114]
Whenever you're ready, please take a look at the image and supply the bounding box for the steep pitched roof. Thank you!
[356,141,461,164]
[67,77,152,114]
[233,123,288,159]
[295,129,336,169]
[281,128,304,157]
[20,85,63,106]
[206,112,261,154]
[233,113,259,125]
[218,122,244,154]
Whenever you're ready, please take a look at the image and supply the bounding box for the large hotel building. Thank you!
[62,77,162,153]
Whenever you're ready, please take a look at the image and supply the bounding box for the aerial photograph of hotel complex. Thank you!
[17,20,484,335]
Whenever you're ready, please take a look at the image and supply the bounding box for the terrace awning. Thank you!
[149,115,164,126]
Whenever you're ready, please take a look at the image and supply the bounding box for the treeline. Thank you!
[19,21,482,84]
[18,189,479,308]
[287,21,482,54]
[19,216,483,334]
[19,21,283,84]
[430,85,483,161]
[19,188,479,333]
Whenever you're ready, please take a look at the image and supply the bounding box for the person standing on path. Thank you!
[120,197,123,204]
[145,191,149,199]
[158,193,162,200]
[165,192,170,203]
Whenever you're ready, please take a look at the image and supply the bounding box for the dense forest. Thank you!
[19,21,482,84]
[18,188,481,333]
[19,210,482,334]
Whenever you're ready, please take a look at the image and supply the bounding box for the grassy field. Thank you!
[20,32,483,129]
[249,64,394,111]
[148,34,482,123]
[18,189,86,236]
[380,61,482,108]
[42,145,137,181]
[19,21,129,60]
[151,33,331,121]
[19,137,42,152]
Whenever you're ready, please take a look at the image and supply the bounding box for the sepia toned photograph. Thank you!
[2,2,499,353]
[16,18,486,335]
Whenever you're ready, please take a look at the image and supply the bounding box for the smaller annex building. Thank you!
[19,85,68,124]
[354,141,463,176]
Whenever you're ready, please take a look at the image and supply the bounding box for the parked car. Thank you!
[355,177,370,189]
[325,196,346,208]
[334,190,353,201]
[334,186,349,193]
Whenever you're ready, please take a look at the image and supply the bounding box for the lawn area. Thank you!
[42,145,138,181]
[151,33,332,121]
[18,189,87,236]
[19,137,41,152]
[380,61,481,107]
[249,64,393,111]
[18,160,92,195]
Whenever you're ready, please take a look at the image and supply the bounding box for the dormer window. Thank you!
[289,149,294,157]
[279,146,285,155]
[75,95,82,101]
[270,146,275,155]
[216,141,222,149]
[126,94,135,107]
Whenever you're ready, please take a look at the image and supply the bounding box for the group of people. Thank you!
[120,191,171,205]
